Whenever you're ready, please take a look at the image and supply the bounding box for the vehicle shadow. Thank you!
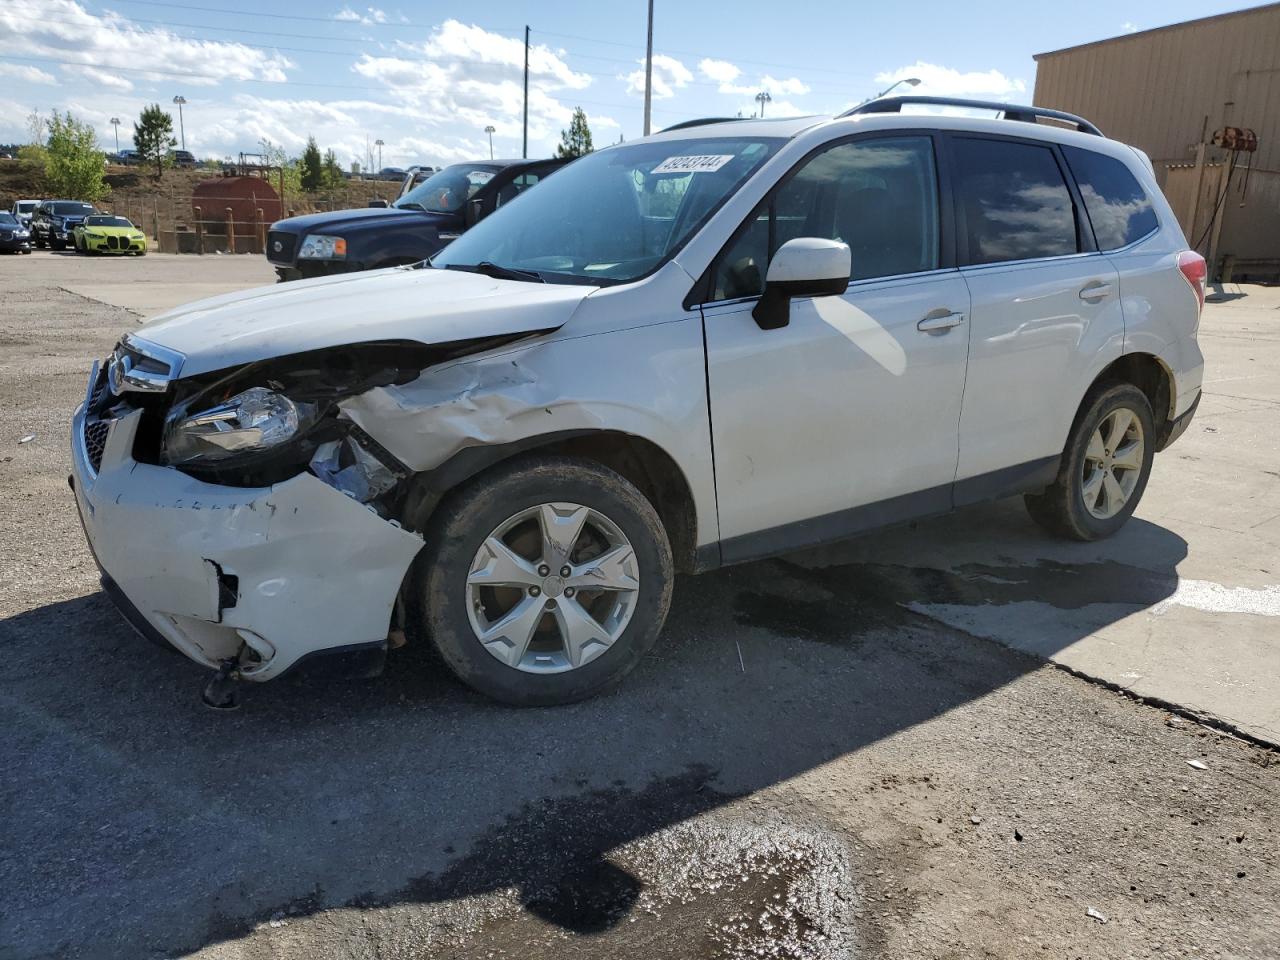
[1,499,1188,958]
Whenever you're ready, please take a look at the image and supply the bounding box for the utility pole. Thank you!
[755,90,771,117]
[643,0,654,136]
[485,125,496,159]
[522,25,530,159]
[172,95,186,150]
[109,117,120,153]
[375,138,384,170]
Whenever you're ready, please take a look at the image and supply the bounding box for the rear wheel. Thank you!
[1025,383,1155,541]
[50,238,65,251]
[408,456,674,706]
[34,235,46,249]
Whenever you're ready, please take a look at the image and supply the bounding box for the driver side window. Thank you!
[713,136,940,300]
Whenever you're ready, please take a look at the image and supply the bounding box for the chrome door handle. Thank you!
[1079,281,1114,302]
[917,311,966,333]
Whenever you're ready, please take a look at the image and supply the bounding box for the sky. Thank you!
[0,0,1269,169]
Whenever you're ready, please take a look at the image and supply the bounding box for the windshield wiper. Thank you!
[446,261,545,283]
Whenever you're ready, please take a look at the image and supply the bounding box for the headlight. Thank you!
[163,387,317,465]
[298,234,347,260]
[87,232,104,238]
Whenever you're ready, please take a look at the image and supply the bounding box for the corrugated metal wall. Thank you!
[1033,3,1280,272]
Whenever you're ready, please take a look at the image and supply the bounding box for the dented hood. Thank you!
[136,266,599,377]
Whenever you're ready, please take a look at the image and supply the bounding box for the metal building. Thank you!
[1034,3,1280,280]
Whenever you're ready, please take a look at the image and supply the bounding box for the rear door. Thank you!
[702,133,972,561]
[947,134,1123,502]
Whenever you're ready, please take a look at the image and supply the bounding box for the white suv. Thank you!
[71,97,1205,707]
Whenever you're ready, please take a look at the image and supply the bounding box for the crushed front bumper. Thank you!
[70,378,423,681]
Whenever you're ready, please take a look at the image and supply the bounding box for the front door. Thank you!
[701,134,972,562]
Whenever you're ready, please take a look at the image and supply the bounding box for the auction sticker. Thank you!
[651,154,734,174]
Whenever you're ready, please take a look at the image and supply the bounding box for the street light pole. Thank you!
[172,95,187,150]
[109,117,120,153]
[522,25,529,159]
[484,125,496,159]
[642,0,654,136]
[375,139,384,171]
[755,90,771,118]
[858,77,921,106]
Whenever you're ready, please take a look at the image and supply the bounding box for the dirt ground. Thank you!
[0,253,1277,960]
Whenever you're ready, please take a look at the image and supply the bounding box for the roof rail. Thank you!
[840,96,1103,137]
[659,117,746,133]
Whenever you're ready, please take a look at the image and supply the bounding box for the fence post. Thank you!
[152,198,160,247]
[225,207,235,254]
[255,208,265,254]
[193,205,203,255]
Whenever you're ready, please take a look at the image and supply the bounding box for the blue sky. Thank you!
[0,0,1266,168]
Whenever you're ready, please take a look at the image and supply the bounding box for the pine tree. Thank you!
[322,148,344,190]
[555,107,594,159]
[134,105,176,179]
[300,136,324,192]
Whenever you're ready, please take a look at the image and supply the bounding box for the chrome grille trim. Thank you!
[107,334,184,395]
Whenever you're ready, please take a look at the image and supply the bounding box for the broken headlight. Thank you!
[162,387,318,466]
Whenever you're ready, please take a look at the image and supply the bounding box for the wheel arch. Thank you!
[1076,351,1174,430]
[401,429,704,575]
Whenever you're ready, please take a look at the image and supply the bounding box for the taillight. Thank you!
[1177,250,1207,312]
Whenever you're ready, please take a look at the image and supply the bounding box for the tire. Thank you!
[34,236,46,249]
[1025,383,1156,541]
[50,239,65,251]
[408,455,674,706]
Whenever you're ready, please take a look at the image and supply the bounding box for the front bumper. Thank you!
[70,378,423,680]
[272,260,355,283]
[85,236,146,254]
[0,238,31,252]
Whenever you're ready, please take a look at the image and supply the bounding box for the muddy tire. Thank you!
[408,456,674,706]
[1025,383,1156,541]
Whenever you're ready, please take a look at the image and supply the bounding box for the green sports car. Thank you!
[73,215,148,255]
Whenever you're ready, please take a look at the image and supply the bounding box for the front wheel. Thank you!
[50,238,65,251]
[409,456,674,706]
[1025,383,1156,541]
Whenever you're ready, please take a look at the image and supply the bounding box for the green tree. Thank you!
[43,111,108,202]
[322,148,344,190]
[555,107,594,159]
[299,136,324,192]
[134,104,176,178]
[258,138,302,200]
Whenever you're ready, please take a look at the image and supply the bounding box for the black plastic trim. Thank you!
[953,455,1060,507]
[1156,391,1200,452]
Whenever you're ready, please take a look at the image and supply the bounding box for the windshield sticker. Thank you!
[651,154,734,175]
[468,171,495,184]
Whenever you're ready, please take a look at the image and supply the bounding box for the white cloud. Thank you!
[0,63,56,85]
[622,54,692,99]
[873,61,1026,99]
[699,58,741,84]
[61,64,133,92]
[335,6,389,25]
[0,0,293,87]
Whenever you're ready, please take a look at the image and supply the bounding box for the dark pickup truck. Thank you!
[266,158,567,282]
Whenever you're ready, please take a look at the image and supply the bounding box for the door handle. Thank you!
[1079,281,1114,302]
[917,311,965,333]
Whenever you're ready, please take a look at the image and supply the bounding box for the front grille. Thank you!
[266,230,296,264]
[83,420,111,472]
[107,236,120,250]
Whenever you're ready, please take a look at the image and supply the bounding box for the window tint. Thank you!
[1063,146,1158,250]
[952,138,1078,265]
[713,136,939,299]
[496,172,541,207]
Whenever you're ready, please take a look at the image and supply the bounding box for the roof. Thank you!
[1034,1,1280,59]
[644,115,826,141]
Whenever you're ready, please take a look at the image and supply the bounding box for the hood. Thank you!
[270,206,450,234]
[136,266,599,377]
[85,226,144,235]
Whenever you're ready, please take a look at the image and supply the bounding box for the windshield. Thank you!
[15,201,37,213]
[52,202,94,216]
[394,163,499,213]
[86,216,133,228]
[0,213,17,225]
[432,137,783,283]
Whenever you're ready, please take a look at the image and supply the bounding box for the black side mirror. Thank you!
[463,198,484,228]
[367,199,389,208]
[752,238,853,330]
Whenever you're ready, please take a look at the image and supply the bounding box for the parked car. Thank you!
[32,200,96,250]
[11,199,40,229]
[265,158,567,281]
[71,97,1204,708]
[73,215,147,255]
[168,149,197,168]
[113,149,141,166]
[0,211,32,253]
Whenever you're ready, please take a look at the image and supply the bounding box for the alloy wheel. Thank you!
[465,502,640,674]
[1081,407,1145,520]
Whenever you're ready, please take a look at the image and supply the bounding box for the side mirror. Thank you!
[463,197,484,228]
[367,198,389,208]
[752,237,851,330]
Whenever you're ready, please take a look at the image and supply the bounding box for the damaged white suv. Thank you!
[71,97,1205,706]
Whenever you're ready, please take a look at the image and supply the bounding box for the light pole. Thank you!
[171,95,186,150]
[870,77,921,102]
[642,0,654,136]
[109,117,120,153]
[755,90,771,118]
[375,138,384,170]
[484,125,495,159]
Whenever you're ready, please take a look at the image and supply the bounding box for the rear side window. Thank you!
[1063,146,1159,250]
[952,138,1078,265]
